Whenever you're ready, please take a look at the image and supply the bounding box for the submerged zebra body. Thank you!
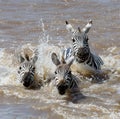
[64,20,105,83]
[18,49,42,89]
[51,52,84,102]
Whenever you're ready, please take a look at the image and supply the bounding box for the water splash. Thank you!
[0,22,120,119]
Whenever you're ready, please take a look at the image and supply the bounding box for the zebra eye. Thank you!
[55,71,57,74]
[19,67,22,70]
[86,36,89,41]
[32,67,35,71]
[72,38,75,42]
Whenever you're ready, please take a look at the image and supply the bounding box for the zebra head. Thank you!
[65,20,92,63]
[18,50,38,88]
[51,53,74,95]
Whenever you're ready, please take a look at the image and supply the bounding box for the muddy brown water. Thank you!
[0,0,120,118]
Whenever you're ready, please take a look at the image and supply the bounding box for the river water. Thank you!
[0,0,120,118]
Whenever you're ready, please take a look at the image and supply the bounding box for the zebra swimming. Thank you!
[64,20,105,83]
[51,52,85,103]
[17,49,43,89]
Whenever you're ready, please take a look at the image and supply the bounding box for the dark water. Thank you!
[0,0,120,118]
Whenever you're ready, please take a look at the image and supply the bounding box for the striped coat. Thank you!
[64,20,105,83]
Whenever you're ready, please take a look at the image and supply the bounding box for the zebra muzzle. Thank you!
[76,47,90,62]
[56,80,68,95]
[22,72,34,87]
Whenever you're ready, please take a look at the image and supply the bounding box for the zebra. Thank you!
[64,20,105,83]
[51,52,85,103]
[17,49,43,89]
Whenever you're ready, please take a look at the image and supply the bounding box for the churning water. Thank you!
[0,0,120,118]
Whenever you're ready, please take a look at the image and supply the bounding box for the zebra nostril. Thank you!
[55,71,57,74]
[55,77,59,84]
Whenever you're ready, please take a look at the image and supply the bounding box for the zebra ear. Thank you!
[30,49,38,64]
[31,55,38,64]
[82,20,92,33]
[67,56,74,67]
[19,53,30,63]
[51,53,61,66]
[65,21,75,33]
[19,55,25,63]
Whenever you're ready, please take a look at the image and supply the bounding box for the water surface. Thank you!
[0,0,120,118]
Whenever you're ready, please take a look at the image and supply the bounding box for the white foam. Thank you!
[0,48,4,59]
[101,53,120,74]
[0,49,19,85]
[36,41,61,78]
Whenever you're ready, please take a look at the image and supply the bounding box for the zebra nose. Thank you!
[79,45,85,49]
[24,72,29,76]
[78,47,87,52]
[23,72,30,79]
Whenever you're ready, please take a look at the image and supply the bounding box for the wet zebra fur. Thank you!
[51,53,85,103]
[64,20,105,83]
[18,49,42,89]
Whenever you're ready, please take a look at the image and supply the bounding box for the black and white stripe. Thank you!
[51,53,85,102]
[55,67,79,94]
[18,50,39,88]
[18,60,35,83]
[64,71,79,90]
[51,53,80,95]
[65,20,103,71]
